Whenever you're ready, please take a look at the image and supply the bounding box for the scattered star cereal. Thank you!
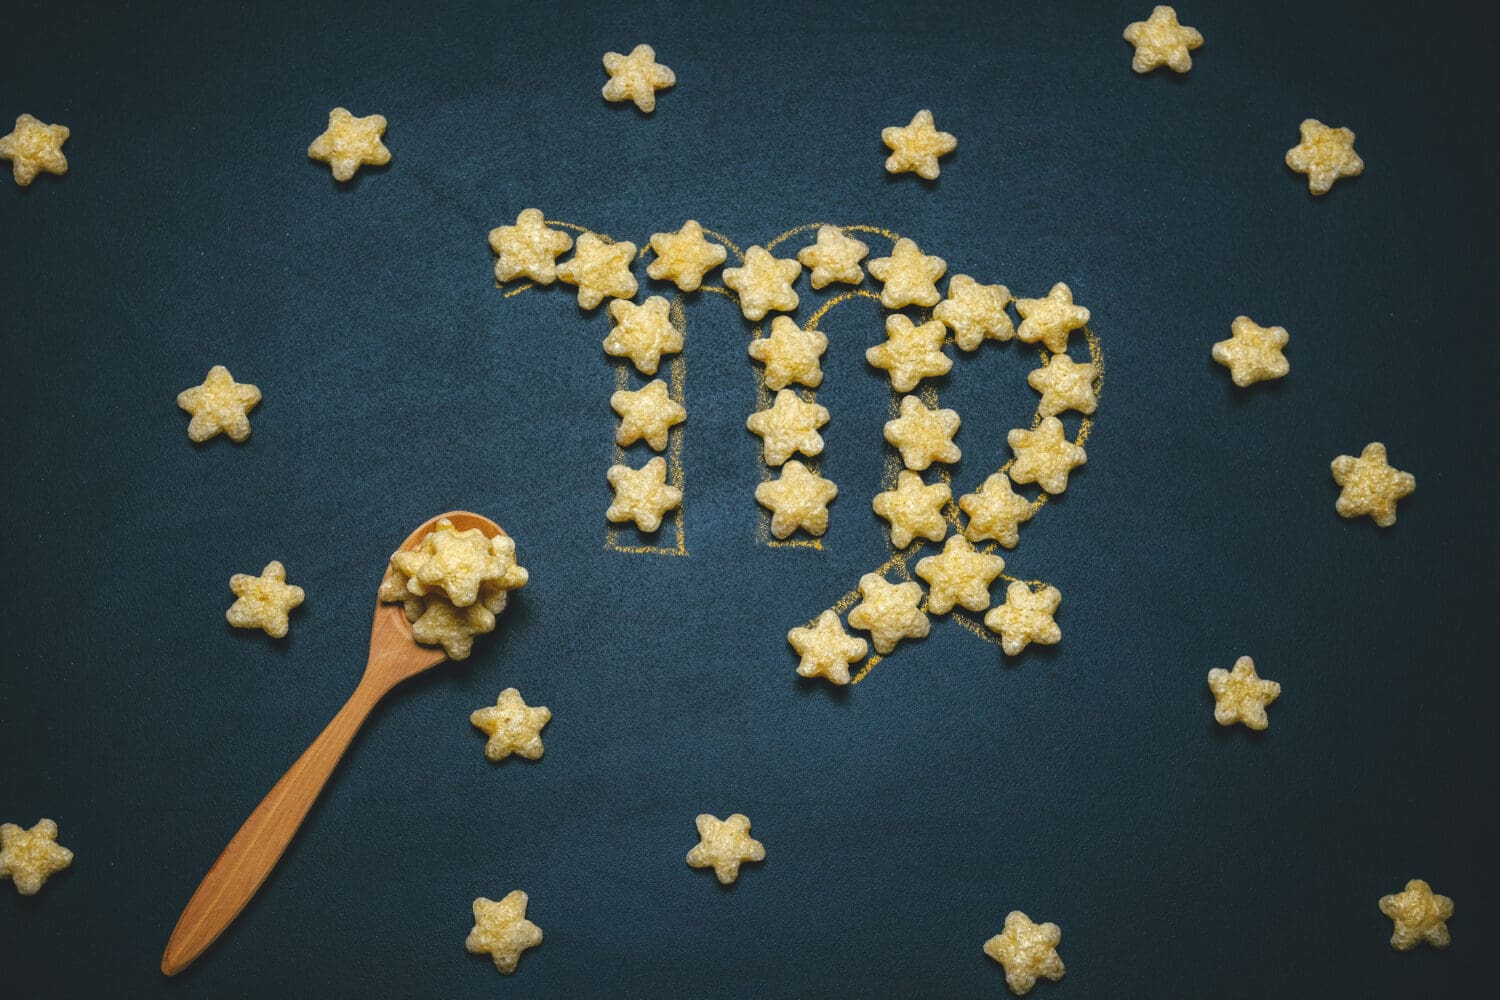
[307,107,390,182]
[747,389,830,466]
[755,460,839,539]
[935,275,1014,351]
[983,911,1066,996]
[868,237,947,309]
[1122,6,1203,74]
[559,233,639,310]
[873,470,951,549]
[984,582,1062,656]
[1286,119,1364,195]
[882,109,957,180]
[1379,879,1454,951]
[411,595,495,660]
[1207,656,1280,730]
[686,813,765,885]
[606,456,682,532]
[0,819,73,896]
[961,473,1036,549]
[1027,354,1099,417]
[611,379,686,450]
[226,561,305,639]
[601,44,675,112]
[466,890,543,974]
[1331,442,1415,528]
[788,609,868,685]
[0,113,69,186]
[1008,417,1087,495]
[884,394,961,471]
[489,208,573,285]
[748,316,829,390]
[722,245,802,321]
[470,688,551,762]
[604,295,682,375]
[1015,283,1090,354]
[390,518,527,609]
[647,219,726,291]
[848,572,930,654]
[177,365,262,444]
[866,314,953,392]
[1212,316,1289,387]
[915,535,1007,614]
[796,225,869,289]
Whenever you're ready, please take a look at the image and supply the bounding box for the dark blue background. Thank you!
[2,1,1494,996]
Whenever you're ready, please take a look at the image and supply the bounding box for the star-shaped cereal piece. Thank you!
[386,533,526,622]
[1331,442,1415,527]
[756,460,839,539]
[722,245,802,321]
[601,43,675,112]
[558,233,639,310]
[488,208,573,285]
[884,394,961,471]
[686,813,765,885]
[983,582,1062,656]
[866,315,953,392]
[915,535,1008,615]
[983,911,1066,996]
[935,275,1014,351]
[961,472,1037,549]
[749,316,829,390]
[390,518,505,608]
[872,470,951,549]
[177,365,262,444]
[307,107,390,182]
[1123,6,1204,74]
[788,609,867,685]
[747,389,830,466]
[466,890,543,974]
[476,534,530,614]
[1007,417,1087,495]
[604,295,681,375]
[226,561,305,639]
[1207,655,1280,730]
[1015,283,1090,354]
[411,594,495,660]
[1379,879,1454,951]
[647,220,726,291]
[470,688,552,762]
[1027,354,1099,417]
[0,114,70,186]
[868,238,947,309]
[796,225,870,289]
[611,379,686,450]
[882,109,957,180]
[379,566,426,623]
[1286,119,1364,196]
[0,819,74,896]
[606,456,682,532]
[847,572,931,654]
[1212,316,1289,387]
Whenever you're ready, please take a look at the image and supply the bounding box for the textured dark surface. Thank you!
[1,1,1495,997]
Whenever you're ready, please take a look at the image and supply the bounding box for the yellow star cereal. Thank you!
[1008,417,1086,495]
[961,472,1036,549]
[868,237,947,309]
[983,911,1066,996]
[788,609,867,685]
[604,295,682,375]
[935,275,1014,351]
[466,890,543,974]
[488,208,574,285]
[0,819,73,896]
[0,114,69,186]
[847,572,931,654]
[411,595,495,660]
[611,379,686,450]
[226,561,304,639]
[1123,6,1204,74]
[378,566,425,623]
[722,245,802,321]
[882,109,958,180]
[884,394,961,471]
[866,314,952,392]
[748,316,828,390]
[470,688,551,762]
[755,460,838,539]
[177,365,262,444]
[606,456,682,532]
[1207,656,1280,730]
[647,220,726,291]
[390,517,527,608]
[984,582,1062,656]
[1331,442,1415,527]
[873,470,951,549]
[1027,354,1099,417]
[1212,316,1289,387]
[796,225,869,289]
[559,233,639,309]
[1286,119,1364,195]
[1379,879,1454,951]
[747,389,829,466]
[601,44,675,112]
[307,107,390,182]
[686,813,765,884]
[1015,283,1090,354]
[915,536,1007,614]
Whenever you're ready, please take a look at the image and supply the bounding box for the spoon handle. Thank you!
[161,679,384,975]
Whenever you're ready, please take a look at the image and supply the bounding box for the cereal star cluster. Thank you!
[1207,656,1280,730]
[748,316,828,390]
[1331,442,1414,527]
[686,813,765,885]
[747,389,829,466]
[723,245,802,321]
[177,365,262,444]
[1015,283,1090,354]
[915,536,1007,614]
[983,911,1065,996]
[601,44,675,112]
[0,819,74,896]
[1212,316,1289,387]
[1123,6,1203,74]
[1379,879,1454,951]
[489,208,573,285]
[866,315,953,392]
[226,561,305,639]
[847,572,931,654]
[1008,417,1087,495]
[882,109,958,180]
[0,113,70,186]
[961,473,1037,549]
[466,890,543,974]
[647,220,726,291]
[797,225,869,289]
[873,470,951,549]
[935,275,1014,351]
[307,107,390,182]
[611,379,686,450]
[884,395,961,470]
[755,460,839,539]
[604,295,682,375]
[788,609,868,685]
[380,521,528,659]
[470,688,551,762]
[984,583,1062,656]
[558,234,639,309]
[606,456,682,532]
[1285,119,1364,195]
[868,238,947,309]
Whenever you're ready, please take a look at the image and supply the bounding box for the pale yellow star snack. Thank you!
[1008,417,1086,495]
[1015,283,1090,354]
[882,109,957,180]
[611,379,686,450]
[961,472,1036,549]
[866,314,953,392]
[873,470,951,549]
[0,114,70,186]
[1331,442,1415,527]
[559,233,639,309]
[1286,119,1363,195]
[466,890,543,974]
[915,535,1007,615]
[226,561,304,639]
[1379,879,1454,951]
[470,688,551,762]
[797,225,870,289]
[602,44,675,112]
[0,819,74,896]
[177,365,262,444]
[983,582,1062,656]
[749,316,828,390]
[411,595,496,660]
[378,566,426,622]
[307,107,390,182]
[1123,6,1203,74]
[1027,354,1099,417]
[884,394,961,471]
[847,572,930,654]
[935,275,1014,351]
[756,460,839,539]
[606,456,682,532]
[868,237,947,309]
[647,220,726,291]
[1212,316,1289,387]
[488,208,573,285]
[788,609,867,685]
[604,295,682,375]
[722,245,802,321]
[983,911,1065,996]
[686,813,765,885]
[390,518,528,608]
[747,389,829,466]
[1207,656,1280,730]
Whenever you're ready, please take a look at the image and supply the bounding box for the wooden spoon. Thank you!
[161,511,507,976]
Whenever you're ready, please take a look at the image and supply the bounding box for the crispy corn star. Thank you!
[747,389,830,466]
[1015,283,1090,354]
[177,365,262,444]
[1008,417,1087,495]
[961,472,1036,549]
[611,378,686,450]
[722,245,802,321]
[488,208,573,285]
[915,535,1007,614]
[1123,6,1204,74]
[1379,879,1454,951]
[606,456,682,532]
[1212,316,1289,387]
[226,561,305,639]
[411,594,495,660]
[475,533,530,613]
[647,219,726,291]
[984,583,1062,656]
[379,566,426,622]
[559,233,639,310]
[936,274,1014,351]
[756,460,838,539]
[307,107,390,182]
[1331,442,1415,528]
[1286,119,1363,196]
[868,237,947,309]
[686,813,765,885]
[796,225,870,289]
[390,518,517,608]
[1207,655,1280,730]
[1027,354,1099,417]
[866,314,953,392]
[882,109,958,180]
[0,114,70,186]
[749,316,828,390]
[788,609,867,685]
[847,572,930,654]
[601,43,675,112]
[984,911,1066,996]
[470,688,551,762]
[604,295,681,375]
[872,470,951,549]
[884,394,962,471]
[466,890,543,974]
[1,819,74,896]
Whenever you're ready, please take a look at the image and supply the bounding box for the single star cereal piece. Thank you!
[611,379,686,450]
[756,460,839,538]
[411,594,495,660]
[466,890,543,974]
[882,109,958,180]
[390,518,517,608]
[748,316,829,390]
[225,561,304,639]
[787,609,867,685]
[470,688,551,762]
[1008,417,1087,495]
[884,394,962,471]
[983,582,1062,656]
[1212,316,1289,387]
[983,911,1066,996]
[915,535,1008,615]
[935,275,1014,351]
[1026,354,1099,417]
[1286,119,1364,195]
[961,473,1036,549]
[1379,879,1454,951]
[606,456,682,532]
[686,813,765,885]
[176,365,262,444]
[558,233,639,310]
[603,295,681,375]
[647,219,726,291]
[867,238,947,309]
[1015,283,1090,354]
[601,43,675,113]
[0,819,74,896]
[872,470,951,549]
[796,225,870,289]
[488,208,573,285]
[866,314,953,392]
[722,245,802,321]
[378,566,425,622]
[0,114,70,186]
[1207,655,1281,730]
[476,533,530,615]
[747,389,830,466]
[1123,6,1204,74]
[307,107,390,182]
[847,572,931,654]
[1331,442,1415,528]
